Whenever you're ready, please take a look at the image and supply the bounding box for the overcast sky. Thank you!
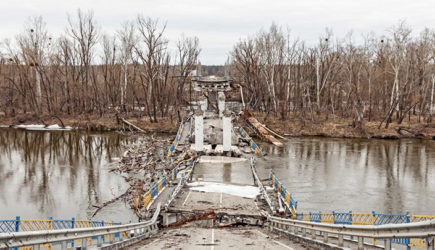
[0,0,434,64]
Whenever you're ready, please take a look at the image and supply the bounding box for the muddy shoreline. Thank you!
[1,112,434,140]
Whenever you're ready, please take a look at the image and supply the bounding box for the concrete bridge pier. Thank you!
[218,92,225,117]
[223,110,232,156]
[194,109,204,152]
[200,96,208,111]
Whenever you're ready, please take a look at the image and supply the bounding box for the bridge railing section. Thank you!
[269,171,298,217]
[0,216,124,249]
[294,211,435,249]
[167,119,186,157]
[238,127,262,156]
[266,212,435,250]
[142,167,177,210]
[0,204,162,250]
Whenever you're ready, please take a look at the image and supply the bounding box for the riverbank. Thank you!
[0,113,178,133]
[254,112,435,140]
[1,112,434,140]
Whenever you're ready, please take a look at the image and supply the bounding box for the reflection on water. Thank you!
[0,128,138,221]
[257,137,435,214]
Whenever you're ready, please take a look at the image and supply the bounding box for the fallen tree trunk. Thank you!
[120,118,146,133]
[242,110,284,147]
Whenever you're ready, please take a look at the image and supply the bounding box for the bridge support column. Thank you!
[194,109,204,152]
[223,110,232,154]
[201,96,208,111]
[218,92,225,118]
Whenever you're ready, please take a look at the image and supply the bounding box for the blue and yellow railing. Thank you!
[238,127,262,156]
[142,167,177,209]
[168,121,185,157]
[269,171,297,216]
[295,211,435,248]
[0,217,124,249]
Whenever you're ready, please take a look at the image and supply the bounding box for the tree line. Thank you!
[0,9,200,122]
[1,13,434,128]
[231,22,435,127]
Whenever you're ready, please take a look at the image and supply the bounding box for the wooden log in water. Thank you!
[242,110,284,147]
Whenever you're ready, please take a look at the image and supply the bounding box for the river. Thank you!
[257,137,435,215]
[0,129,434,222]
[0,128,138,222]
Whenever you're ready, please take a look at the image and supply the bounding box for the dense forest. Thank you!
[0,10,434,133]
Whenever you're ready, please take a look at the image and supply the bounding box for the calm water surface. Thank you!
[257,137,435,215]
[1,128,434,221]
[0,128,138,222]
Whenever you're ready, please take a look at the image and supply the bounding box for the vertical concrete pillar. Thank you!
[195,109,204,152]
[223,110,232,152]
[201,96,208,111]
[217,92,225,117]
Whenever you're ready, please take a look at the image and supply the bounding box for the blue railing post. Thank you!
[15,216,20,232]
[372,210,376,225]
[405,211,411,250]
[349,211,353,240]
[14,216,20,250]
[102,220,105,243]
[332,211,336,224]
[71,218,75,247]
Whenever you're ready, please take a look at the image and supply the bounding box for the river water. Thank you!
[1,129,434,222]
[257,137,435,215]
[0,128,138,222]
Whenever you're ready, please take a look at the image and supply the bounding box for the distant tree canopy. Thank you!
[231,22,435,126]
[0,9,201,122]
[1,14,434,127]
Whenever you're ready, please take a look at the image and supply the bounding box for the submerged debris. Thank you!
[92,134,196,219]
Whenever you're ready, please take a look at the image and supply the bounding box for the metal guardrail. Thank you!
[143,167,177,210]
[0,217,122,233]
[0,203,161,249]
[238,126,262,155]
[295,211,435,249]
[250,157,274,214]
[165,161,196,210]
[269,171,297,217]
[266,213,435,250]
[168,118,188,157]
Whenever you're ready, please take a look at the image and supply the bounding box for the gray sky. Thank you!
[1,0,434,64]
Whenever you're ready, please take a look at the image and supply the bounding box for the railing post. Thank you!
[338,234,344,247]
[311,228,316,240]
[332,211,336,224]
[14,216,20,250]
[358,236,364,250]
[302,228,306,237]
[71,218,75,247]
[82,237,88,250]
[427,236,435,250]
[61,240,67,250]
[406,211,411,250]
[15,216,20,232]
[323,232,328,243]
[385,238,392,250]
[101,220,105,243]
[33,244,40,250]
